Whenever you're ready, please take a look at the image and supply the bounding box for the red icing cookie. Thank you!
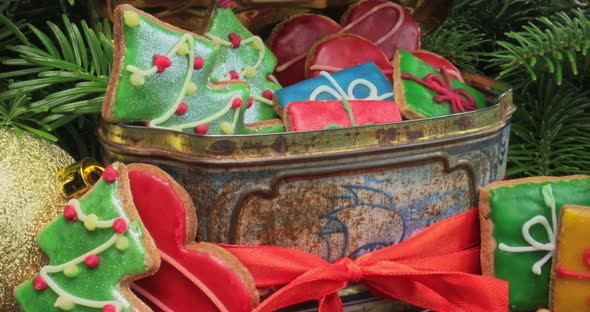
[412,50,464,82]
[269,0,420,86]
[127,164,258,312]
[269,14,341,86]
[306,34,393,81]
[284,100,402,132]
[341,0,420,59]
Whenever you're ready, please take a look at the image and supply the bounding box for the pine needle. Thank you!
[490,9,590,85]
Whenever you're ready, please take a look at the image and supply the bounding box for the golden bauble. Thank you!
[0,127,74,310]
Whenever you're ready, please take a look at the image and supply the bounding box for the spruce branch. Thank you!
[0,14,112,130]
[0,90,58,141]
[421,17,488,72]
[508,78,590,177]
[489,9,590,85]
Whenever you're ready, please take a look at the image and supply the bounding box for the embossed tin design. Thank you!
[99,72,515,260]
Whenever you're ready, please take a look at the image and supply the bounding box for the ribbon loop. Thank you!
[334,257,363,282]
[223,209,509,312]
[402,67,476,114]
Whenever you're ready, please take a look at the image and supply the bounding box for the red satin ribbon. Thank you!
[402,67,477,113]
[221,209,508,312]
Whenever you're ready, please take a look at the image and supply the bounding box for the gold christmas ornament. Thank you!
[0,128,74,310]
[58,157,104,199]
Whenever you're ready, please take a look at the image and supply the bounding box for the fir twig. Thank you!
[508,78,590,176]
[0,90,58,141]
[421,17,488,72]
[0,14,112,131]
[489,9,590,85]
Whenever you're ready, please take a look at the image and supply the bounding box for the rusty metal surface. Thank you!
[99,73,514,263]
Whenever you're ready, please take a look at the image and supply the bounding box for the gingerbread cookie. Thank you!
[550,205,590,312]
[479,176,590,311]
[269,0,419,86]
[205,0,282,130]
[15,163,160,312]
[284,99,402,132]
[306,33,393,81]
[393,50,486,119]
[103,5,252,135]
[126,163,258,312]
[274,62,394,115]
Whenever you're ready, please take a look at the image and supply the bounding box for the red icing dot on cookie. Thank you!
[218,0,236,8]
[194,57,205,70]
[102,166,118,183]
[229,70,240,80]
[175,102,188,116]
[113,218,128,234]
[228,33,241,48]
[153,54,172,73]
[102,304,116,312]
[195,124,209,135]
[263,89,273,100]
[247,96,254,109]
[63,204,77,221]
[85,254,100,268]
[33,276,48,291]
[231,98,243,109]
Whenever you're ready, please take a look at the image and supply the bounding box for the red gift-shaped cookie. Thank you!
[284,99,402,132]
[127,164,258,312]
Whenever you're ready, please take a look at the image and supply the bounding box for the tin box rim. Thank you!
[98,72,515,165]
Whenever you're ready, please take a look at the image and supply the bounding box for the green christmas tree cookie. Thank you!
[393,49,487,120]
[103,5,253,135]
[205,0,284,133]
[15,163,159,312]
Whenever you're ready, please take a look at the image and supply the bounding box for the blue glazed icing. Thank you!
[275,62,394,109]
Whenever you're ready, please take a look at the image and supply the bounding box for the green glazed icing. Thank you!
[112,10,250,135]
[206,7,281,126]
[397,50,486,117]
[488,177,590,311]
[340,98,357,126]
[323,123,345,130]
[15,166,150,312]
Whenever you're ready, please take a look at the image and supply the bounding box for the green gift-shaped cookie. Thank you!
[480,176,590,311]
[393,50,486,119]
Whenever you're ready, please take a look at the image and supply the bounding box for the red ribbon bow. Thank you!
[222,209,508,312]
[402,67,477,113]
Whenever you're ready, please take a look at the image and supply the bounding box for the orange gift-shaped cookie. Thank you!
[550,205,590,311]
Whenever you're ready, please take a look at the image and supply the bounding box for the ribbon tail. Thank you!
[253,269,348,312]
[364,268,508,312]
[319,293,343,312]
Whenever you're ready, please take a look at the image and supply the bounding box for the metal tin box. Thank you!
[99,72,514,261]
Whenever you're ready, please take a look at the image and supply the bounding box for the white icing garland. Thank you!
[170,95,242,132]
[125,30,241,133]
[309,71,394,101]
[38,198,131,311]
[204,32,274,107]
[204,33,266,79]
[498,184,557,275]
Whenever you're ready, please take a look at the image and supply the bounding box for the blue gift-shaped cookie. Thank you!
[274,62,394,113]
